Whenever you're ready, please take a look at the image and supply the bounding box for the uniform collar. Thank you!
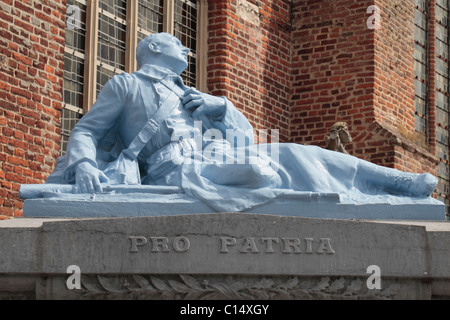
[135,64,180,81]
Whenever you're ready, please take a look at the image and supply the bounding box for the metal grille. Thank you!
[65,0,86,52]
[96,65,118,96]
[98,13,127,70]
[174,0,197,87]
[99,0,127,21]
[60,108,83,155]
[414,0,428,134]
[62,0,87,154]
[436,0,450,208]
[63,52,85,110]
[138,0,164,41]
[97,1,127,98]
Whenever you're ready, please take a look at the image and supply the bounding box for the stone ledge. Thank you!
[19,184,446,220]
[0,213,448,299]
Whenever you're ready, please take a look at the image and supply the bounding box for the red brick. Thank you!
[0,0,64,216]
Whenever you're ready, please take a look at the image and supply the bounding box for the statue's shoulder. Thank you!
[104,72,139,95]
[112,72,136,84]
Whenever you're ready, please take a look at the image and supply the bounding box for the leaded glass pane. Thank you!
[96,66,117,95]
[437,108,449,128]
[438,0,448,10]
[437,39,448,60]
[415,96,427,116]
[414,79,427,99]
[61,108,83,155]
[436,0,450,207]
[437,91,449,111]
[65,0,87,52]
[174,0,197,87]
[138,0,164,39]
[63,52,85,109]
[414,3,428,136]
[415,115,427,133]
[437,126,449,146]
[437,23,448,43]
[414,60,427,79]
[437,4,449,25]
[416,0,428,11]
[437,73,449,92]
[98,13,126,70]
[414,43,427,62]
[62,0,87,154]
[99,0,127,20]
[437,57,448,75]
[415,9,427,30]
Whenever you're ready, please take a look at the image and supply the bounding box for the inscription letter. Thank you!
[128,236,148,253]
[304,238,314,254]
[173,236,190,252]
[220,237,237,253]
[261,237,279,253]
[316,238,335,254]
[282,238,302,254]
[150,237,170,252]
[240,237,259,253]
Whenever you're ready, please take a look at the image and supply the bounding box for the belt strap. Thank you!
[123,77,186,159]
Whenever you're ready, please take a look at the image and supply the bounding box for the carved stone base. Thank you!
[32,274,434,300]
[0,213,449,300]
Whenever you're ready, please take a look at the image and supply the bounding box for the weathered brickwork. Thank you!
[372,0,438,174]
[290,0,438,176]
[207,0,292,142]
[0,0,66,217]
[291,0,376,150]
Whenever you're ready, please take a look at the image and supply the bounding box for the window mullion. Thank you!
[83,0,99,112]
[163,0,174,33]
[197,0,207,91]
[126,0,139,72]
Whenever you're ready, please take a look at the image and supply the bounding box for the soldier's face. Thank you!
[157,34,190,74]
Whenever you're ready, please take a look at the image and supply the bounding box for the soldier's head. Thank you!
[136,33,190,75]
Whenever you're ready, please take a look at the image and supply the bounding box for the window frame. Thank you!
[70,0,207,114]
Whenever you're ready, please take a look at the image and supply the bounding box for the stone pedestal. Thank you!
[0,213,449,300]
[19,184,446,220]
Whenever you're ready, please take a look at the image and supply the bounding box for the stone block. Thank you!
[0,213,449,299]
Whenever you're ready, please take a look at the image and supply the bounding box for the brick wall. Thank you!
[290,0,439,175]
[207,0,292,142]
[291,0,376,148]
[0,0,65,217]
[372,0,438,174]
[373,0,415,133]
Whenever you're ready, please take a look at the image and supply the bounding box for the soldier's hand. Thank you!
[182,88,226,120]
[75,162,109,193]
